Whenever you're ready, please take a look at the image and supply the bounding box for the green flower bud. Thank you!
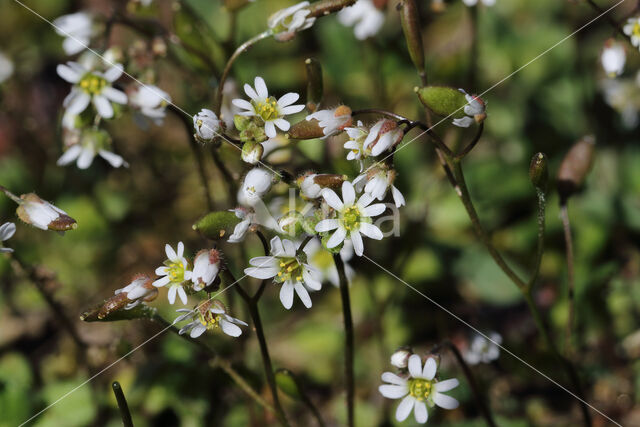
[234,114,252,131]
[415,86,468,119]
[193,211,241,240]
[278,211,305,238]
[241,141,264,165]
[529,152,548,192]
[239,119,268,144]
[305,58,323,112]
[557,136,595,202]
[398,0,425,76]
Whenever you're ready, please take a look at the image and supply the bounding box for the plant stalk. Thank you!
[112,382,134,427]
[334,254,355,427]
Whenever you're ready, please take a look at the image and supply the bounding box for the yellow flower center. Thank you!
[166,261,186,283]
[276,257,303,283]
[79,73,107,95]
[634,23,640,37]
[199,310,221,330]
[252,96,280,122]
[340,205,361,231]
[408,378,433,401]
[312,249,333,271]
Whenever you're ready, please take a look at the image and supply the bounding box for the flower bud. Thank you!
[297,172,346,199]
[415,86,468,119]
[278,211,305,237]
[529,152,548,192]
[241,141,264,164]
[275,369,302,400]
[16,193,77,232]
[557,136,595,202]
[194,109,221,143]
[242,168,273,204]
[193,211,242,240]
[223,0,252,11]
[305,57,323,112]
[192,249,222,291]
[288,119,325,139]
[390,349,412,368]
[398,0,425,76]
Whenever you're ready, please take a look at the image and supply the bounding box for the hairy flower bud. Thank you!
[194,109,221,143]
[398,0,425,76]
[16,193,77,232]
[557,136,595,202]
[390,349,412,368]
[288,119,325,139]
[241,141,264,164]
[193,211,242,240]
[529,152,548,192]
[305,57,324,111]
[297,172,346,199]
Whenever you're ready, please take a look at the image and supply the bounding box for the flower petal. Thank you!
[232,98,254,111]
[103,64,123,82]
[381,372,407,386]
[278,92,299,107]
[57,144,82,166]
[433,392,459,410]
[153,276,171,287]
[422,357,437,380]
[102,87,127,104]
[326,226,347,248]
[93,94,114,119]
[167,286,177,304]
[342,181,356,206]
[66,91,91,115]
[408,354,422,377]
[414,400,428,424]
[350,230,363,256]
[294,282,312,308]
[177,286,188,305]
[57,63,83,83]
[273,118,290,131]
[76,146,95,169]
[264,121,276,138]
[254,76,269,99]
[189,323,207,338]
[315,219,339,232]
[279,281,294,309]
[358,222,383,240]
[245,266,279,279]
[279,104,305,115]
[395,395,415,422]
[165,244,177,260]
[176,241,184,258]
[321,188,344,211]
[379,384,408,399]
[221,319,243,337]
[98,150,125,168]
[434,378,459,393]
[363,203,386,217]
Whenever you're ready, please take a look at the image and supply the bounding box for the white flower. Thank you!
[462,0,496,6]
[114,274,158,309]
[128,84,171,125]
[338,0,385,40]
[343,120,371,170]
[16,194,76,232]
[57,61,127,119]
[353,168,405,208]
[452,89,486,128]
[0,52,14,84]
[601,40,626,77]
[303,238,354,287]
[175,300,247,338]
[390,349,412,369]
[57,128,126,169]
[191,249,221,291]
[232,76,305,138]
[153,242,193,305]
[306,106,353,137]
[623,17,640,49]
[53,12,94,55]
[268,1,316,42]
[363,119,404,157]
[242,168,273,205]
[315,181,386,256]
[0,222,16,253]
[299,173,323,199]
[245,236,322,309]
[241,142,264,165]
[464,332,502,365]
[193,108,221,142]
[379,354,460,424]
[228,207,255,243]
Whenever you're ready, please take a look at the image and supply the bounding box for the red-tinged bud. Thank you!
[557,136,596,202]
[16,193,77,232]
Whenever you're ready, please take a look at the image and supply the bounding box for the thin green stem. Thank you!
[0,184,23,204]
[583,0,632,43]
[467,4,479,89]
[214,31,272,115]
[526,188,547,292]
[334,254,354,427]
[560,202,576,356]
[455,123,484,160]
[112,382,133,427]
[443,341,497,427]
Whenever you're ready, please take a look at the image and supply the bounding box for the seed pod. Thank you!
[305,58,323,112]
[557,136,595,202]
[193,211,242,240]
[288,119,325,140]
[398,0,425,76]
[529,152,548,192]
[415,86,468,119]
[307,0,357,18]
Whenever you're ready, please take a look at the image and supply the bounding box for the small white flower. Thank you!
[0,52,14,84]
[379,354,460,424]
[306,105,353,137]
[53,12,95,55]
[390,349,412,369]
[303,238,354,287]
[193,108,221,142]
[343,120,371,170]
[623,17,640,49]
[452,89,486,128]
[57,61,127,119]
[191,249,221,291]
[241,142,264,165]
[338,0,385,40]
[114,274,158,309]
[232,76,305,138]
[245,236,322,309]
[16,194,76,232]
[128,84,171,125]
[462,0,496,6]
[228,207,255,243]
[353,168,405,208]
[299,173,322,199]
[315,181,386,256]
[363,119,404,157]
[175,300,247,338]
[0,222,16,253]
[153,242,193,305]
[601,39,626,78]
[268,1,316,42]
[242,168,273,205]
[464,332,502,365]
[57,128,126,169]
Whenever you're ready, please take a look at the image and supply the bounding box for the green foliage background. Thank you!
[1,0,639,425]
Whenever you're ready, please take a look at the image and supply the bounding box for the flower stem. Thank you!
[443,341,497,427]
[214,31,272,115]
[583,0,632,43]
[334,253,355,427]
[111,382,133,427]
[560,202,576,357]
[526,188,547,292]
[0,184,23,204]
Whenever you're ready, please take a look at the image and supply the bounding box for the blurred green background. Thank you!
[1,0,640,425]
